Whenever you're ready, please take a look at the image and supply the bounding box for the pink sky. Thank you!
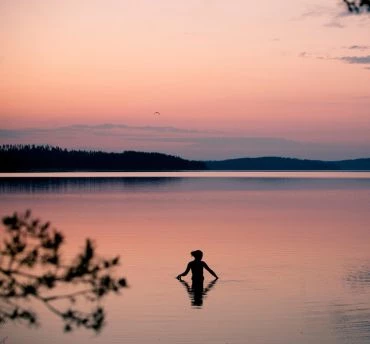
[0,0,369,159]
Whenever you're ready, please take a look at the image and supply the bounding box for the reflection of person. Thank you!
[176,250,219,281]
[179,278,218,307]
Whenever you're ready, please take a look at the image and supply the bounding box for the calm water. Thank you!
[1,172,370,344]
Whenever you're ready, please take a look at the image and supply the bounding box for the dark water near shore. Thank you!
[1,172,370,344]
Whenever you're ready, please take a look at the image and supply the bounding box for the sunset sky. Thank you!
[1,0,369,159]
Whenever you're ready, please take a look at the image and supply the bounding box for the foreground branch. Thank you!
[0,210,127,332]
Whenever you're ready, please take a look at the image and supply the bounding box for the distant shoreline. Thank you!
[1,171,370,178]
[1,145,369,172]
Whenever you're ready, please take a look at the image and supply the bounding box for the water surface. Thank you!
[1,173,370,344]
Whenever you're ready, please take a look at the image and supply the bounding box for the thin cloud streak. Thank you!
[57,124,208,134]
[340,55,370,64]
[299,51,370,66]
[0,123,214,138]
[297,3,349,28]
[346,45,370,50]
[324,20,345,28]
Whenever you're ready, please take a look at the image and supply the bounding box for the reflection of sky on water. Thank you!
[346,263,370,290]
[1,175,370,343]
[326,262,370,343]
[330,302,370,344]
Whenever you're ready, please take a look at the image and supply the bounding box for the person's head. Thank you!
[191,250,203,261]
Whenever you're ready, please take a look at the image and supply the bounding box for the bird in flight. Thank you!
[154,111,160,116]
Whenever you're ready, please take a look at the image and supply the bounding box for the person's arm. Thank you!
[203,262,218,279]
[176,263,191,280]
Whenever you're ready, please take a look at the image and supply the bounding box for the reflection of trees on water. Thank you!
[0,177,182,194]
[0,210,126,332]
[1,176,370,195]
[179,279,217,308]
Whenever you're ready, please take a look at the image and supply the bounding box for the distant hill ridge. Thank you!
[0,145,369,171]
[205,156,370,170]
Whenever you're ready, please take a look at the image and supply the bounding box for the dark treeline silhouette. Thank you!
[1,145,370,171]
[206,157,370,171]
[0,145,206,172]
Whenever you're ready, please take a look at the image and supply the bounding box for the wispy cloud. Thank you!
[299,51,370,67]
[0,124,209,138]
[346,45,370,50]
[57,123,205,134]
[300,5,333,18]
[298,52,333,61]
[298,4,348,28]
[324,20,345,28]
[340,55,370,64]
[298,2,370,29]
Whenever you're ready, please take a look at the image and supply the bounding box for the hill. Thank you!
[336,158,370,170]
[205,156,370,170]
[206,157,336,170]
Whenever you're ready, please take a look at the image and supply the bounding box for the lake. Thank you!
[1,172,370,344]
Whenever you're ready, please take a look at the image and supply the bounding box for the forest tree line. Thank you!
[0,145,206,171]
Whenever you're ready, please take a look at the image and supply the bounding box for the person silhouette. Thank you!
[176,250,218,281]
[176,250,218,307]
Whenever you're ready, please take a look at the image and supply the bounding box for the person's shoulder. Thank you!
[202,260,208,266]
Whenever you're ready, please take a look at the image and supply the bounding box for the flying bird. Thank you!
[154,111,160,116]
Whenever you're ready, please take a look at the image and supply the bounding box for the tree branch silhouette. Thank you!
[342,0,370,13]
[0,210,126,332]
